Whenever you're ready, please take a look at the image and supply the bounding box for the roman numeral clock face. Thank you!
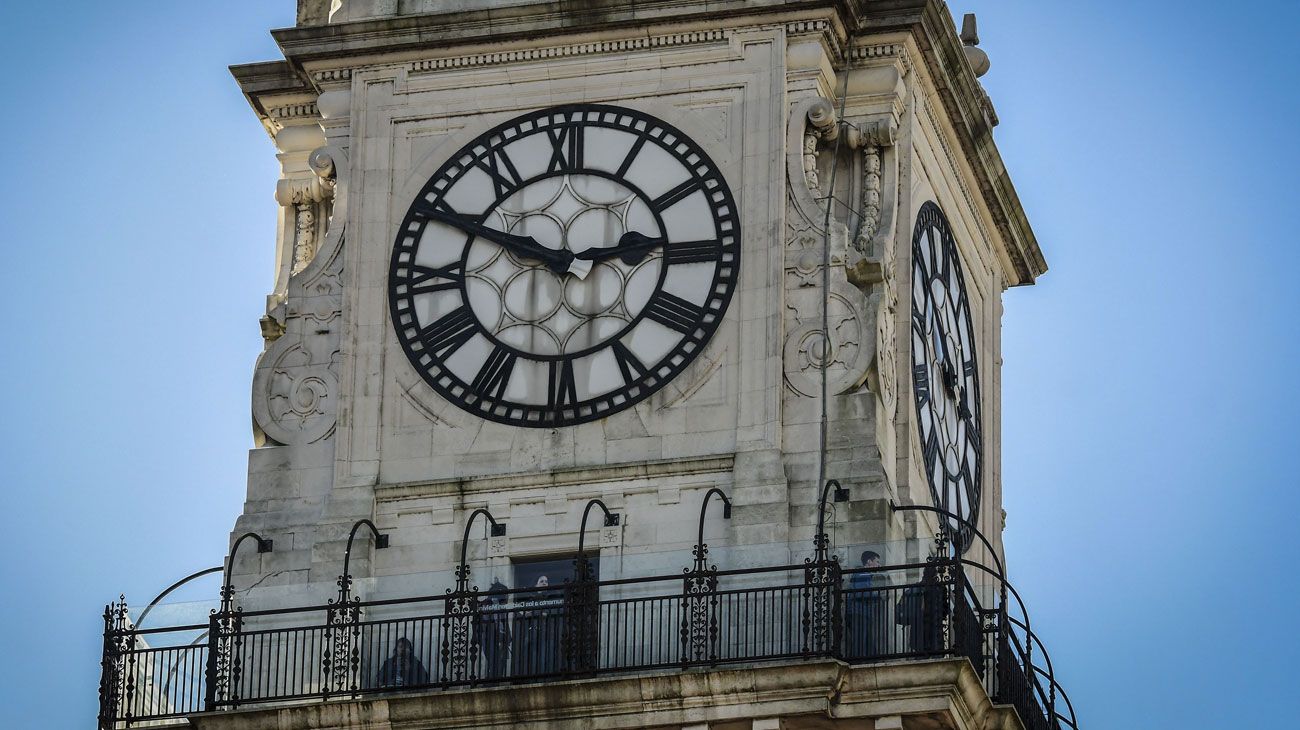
[389,105,739,427]
[910,202,983,549]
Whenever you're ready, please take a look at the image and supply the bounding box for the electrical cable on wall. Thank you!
[816,61,852,516]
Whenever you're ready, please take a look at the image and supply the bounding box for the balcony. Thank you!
[98,538,1076,730]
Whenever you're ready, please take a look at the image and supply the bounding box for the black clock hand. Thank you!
[421,207,574,274]
[575,230,666,265]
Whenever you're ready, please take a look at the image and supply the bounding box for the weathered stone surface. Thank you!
[225,0,1040,669]
[188,659,1022,730]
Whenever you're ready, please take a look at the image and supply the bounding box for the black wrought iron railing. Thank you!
[98,557,1069,730]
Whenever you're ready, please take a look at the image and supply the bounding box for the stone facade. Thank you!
[188,658,1024,730]
[230,0,1043,656]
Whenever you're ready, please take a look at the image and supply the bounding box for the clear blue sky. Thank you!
[0,1,1294,727]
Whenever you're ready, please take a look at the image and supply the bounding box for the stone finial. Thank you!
[961,13,991,78]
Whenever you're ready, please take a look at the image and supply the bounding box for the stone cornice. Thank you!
[186,658,1025,730]
[907,2,1046,284]
[230,60,316,136]
[406,28,728,76]
[270,0,863,67]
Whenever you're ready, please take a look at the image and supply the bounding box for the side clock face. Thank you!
[910,201,982,545]
[389,104,739,427]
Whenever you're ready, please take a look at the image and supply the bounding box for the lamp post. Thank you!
[441,509,505,685]
[575,499,619,582]
[323,520,389,699]
[683,488,731,666]
[219,532,272,614]
[813,479,850,564]
[692,488,732,572]
[565,500,619,676]
[208,532,271,710]
[337,519,390,606]
[455,508,506,594]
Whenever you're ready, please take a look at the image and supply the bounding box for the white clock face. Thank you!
[389,105,739,427]
[910,202,982,543]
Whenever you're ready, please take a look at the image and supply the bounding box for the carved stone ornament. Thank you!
[782,281,877,398]
[874,231,900,417]
[253,145,349,447]
[252,329,341,446]
[276,151,337,277]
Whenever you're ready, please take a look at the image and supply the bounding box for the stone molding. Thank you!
[376,455,735,502]
[185,658,1025,730]
[311,68,353,86]
[407,29,727,75]
[849,42,913,76]
[266,101,319,122]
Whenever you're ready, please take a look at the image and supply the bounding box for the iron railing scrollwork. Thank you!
[801,546,842,656]
[204,604,243,708]
[323,588,364,698]
[562,554,600,675]
[99,555,1071,730]
[440,577,480,686]
[680,542,721,665]
[98,599,130,729]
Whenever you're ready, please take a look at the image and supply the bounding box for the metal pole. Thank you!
[339,519,389,605]
[576,499,619,581]
[814,479,850,563]
[694,488,732,570]
[220,532,272,614]
[456,509,505,593]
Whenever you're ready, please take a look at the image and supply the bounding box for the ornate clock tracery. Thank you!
[388,104,740,427]
[910,201,983,547]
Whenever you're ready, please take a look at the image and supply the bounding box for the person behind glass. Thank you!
[511,575,562,678]
[896,560,944,654]
[475,579,511,680]
[378,637,429,688]
[846,550,890,658]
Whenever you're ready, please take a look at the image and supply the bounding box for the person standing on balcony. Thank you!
[846,550,890,658]
[897,561,944,654]
[512,575,562,677]
[475,579,512,680]
[378,637,429,688]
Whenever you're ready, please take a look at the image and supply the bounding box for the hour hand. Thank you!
[575,231,665,266]
[417,204,574,275]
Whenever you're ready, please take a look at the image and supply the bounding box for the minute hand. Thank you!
[575,231,666,265]
[419,206,574,274]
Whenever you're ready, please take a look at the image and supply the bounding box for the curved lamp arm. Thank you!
[456,509,506,593]
[814,479,850,560]
[220,532,272,613]
[575,499,619,583]
[576,499,619,557]
[693,488,732,571]
[339,519,390,603]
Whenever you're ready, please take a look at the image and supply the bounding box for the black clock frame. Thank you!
[388,103,740,428]
[909,201,983,551]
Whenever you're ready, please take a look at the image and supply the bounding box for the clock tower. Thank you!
[229,0,1044,614]
[94,2,1070,728]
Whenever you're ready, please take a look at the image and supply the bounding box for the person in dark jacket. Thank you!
[475,580,512,680]
[845,550,890,658]
[378,637,429,688]
[896,561,945,654]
